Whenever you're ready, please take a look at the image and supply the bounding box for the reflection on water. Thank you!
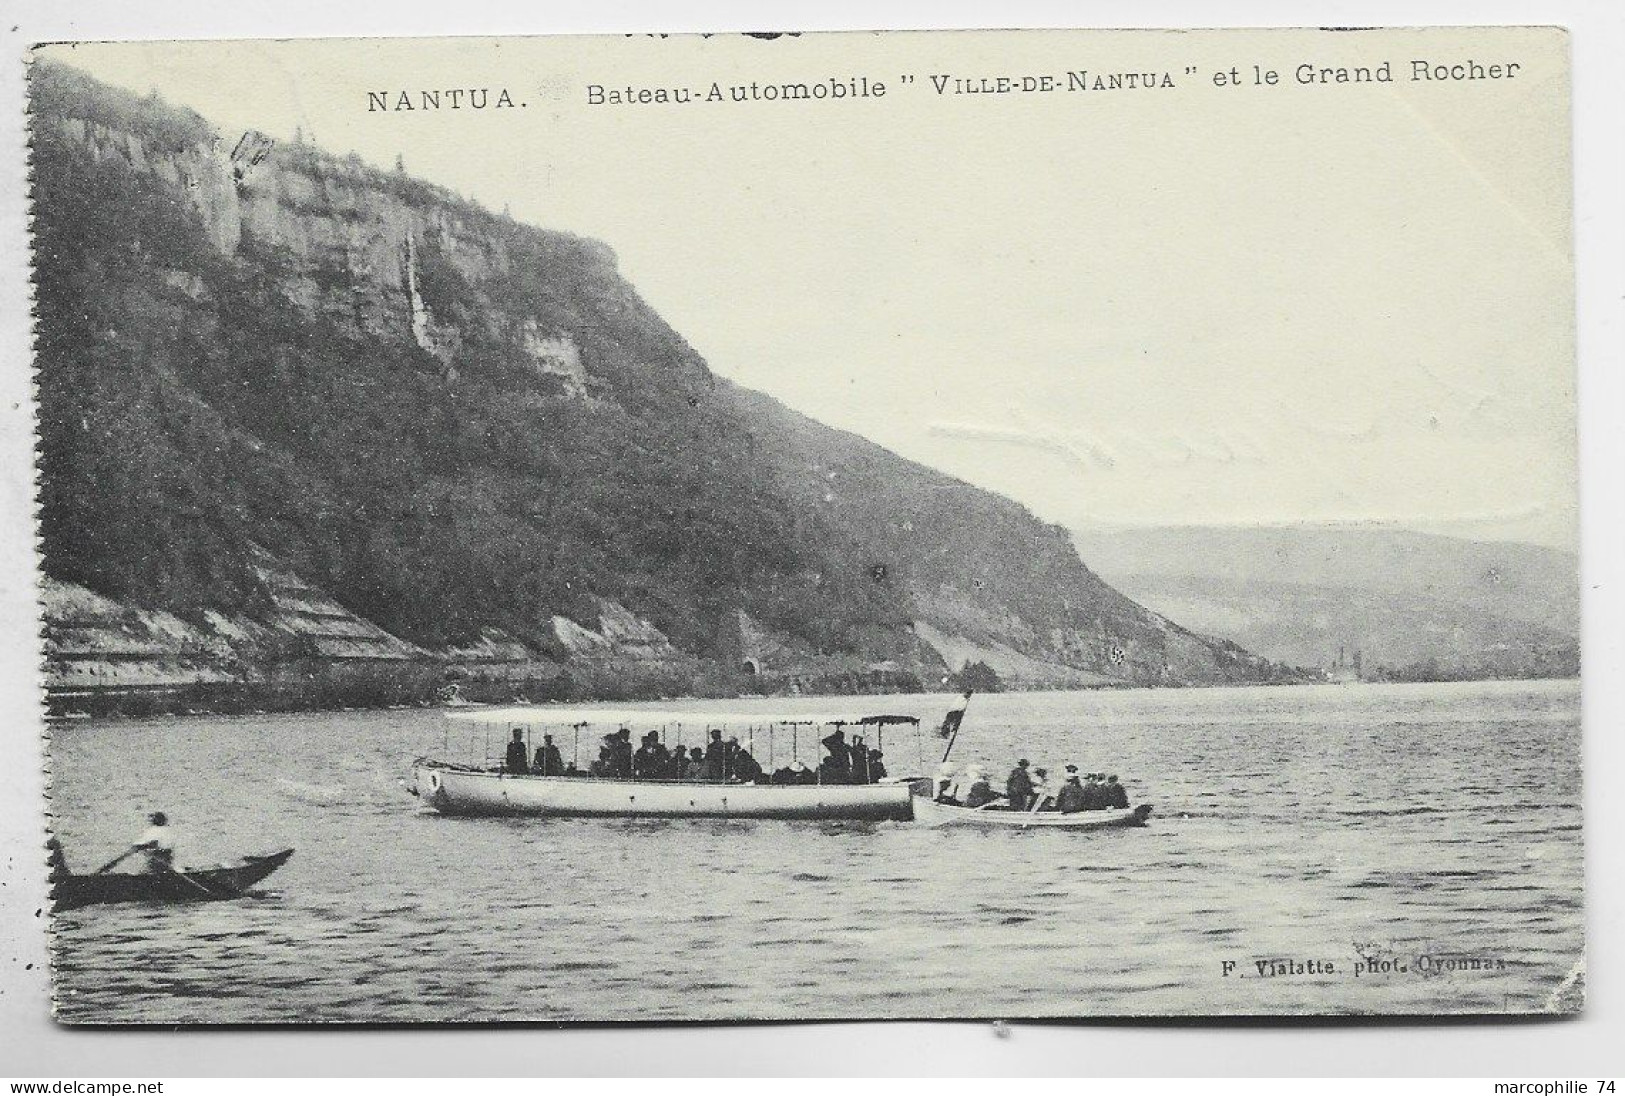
[48,680,1582,1022]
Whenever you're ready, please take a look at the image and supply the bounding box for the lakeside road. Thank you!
[46,680,1581,1022]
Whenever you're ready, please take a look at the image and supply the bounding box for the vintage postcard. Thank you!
[29,27,1579,1023]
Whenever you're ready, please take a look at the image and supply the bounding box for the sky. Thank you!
[41,29,1578,548]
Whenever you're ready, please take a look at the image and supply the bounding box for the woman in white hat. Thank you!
[1029,766,1053,811]
[963,765,1001,808]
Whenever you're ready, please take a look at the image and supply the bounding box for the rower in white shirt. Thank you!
[135,811,178,873]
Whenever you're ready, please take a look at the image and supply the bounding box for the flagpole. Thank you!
[939,690,974,765]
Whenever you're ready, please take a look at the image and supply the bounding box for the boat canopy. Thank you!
[445,706,921,727]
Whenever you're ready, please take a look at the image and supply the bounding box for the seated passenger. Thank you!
[1081,772,1108,811]
[791,759,817,785]
[612,728,634,778]
[1104,774,1129,809]
[867,748,887,782]
[934,762,960,803]
[1055,769,1087,813]
[504,728,530,775]
[684,747,707,781]
[599,730,634,779]
[532,734,564,777]
[704,729,728,782]
[770,764,797,786]
[731,739,765,783]
[963,766,1001,809]
[848,735,870,784]
[664,745,688,779]
[1029,767,1052,810]
[633,732,665,779]
[1006,759,1034,810]
[820,729,851,783]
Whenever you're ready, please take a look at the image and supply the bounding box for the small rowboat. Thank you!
[911,796,1153,829]
[52,849,294,912]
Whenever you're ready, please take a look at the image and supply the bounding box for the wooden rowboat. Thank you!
[911,796,1153,829]
[51,849,294,912]
[412,761,912,820]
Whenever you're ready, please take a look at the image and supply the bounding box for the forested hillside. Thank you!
[31,61,1282,702]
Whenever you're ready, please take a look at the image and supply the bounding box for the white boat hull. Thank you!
[412,763,912,820]
[911,795,1153,829]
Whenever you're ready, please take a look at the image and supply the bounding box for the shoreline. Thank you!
[41,672,1579,722]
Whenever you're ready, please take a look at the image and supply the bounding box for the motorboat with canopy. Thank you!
[409,705,931,820]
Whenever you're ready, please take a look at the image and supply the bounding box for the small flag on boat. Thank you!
[937,691,973,738]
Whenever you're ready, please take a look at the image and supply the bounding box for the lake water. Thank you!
[47,680,1583,1022]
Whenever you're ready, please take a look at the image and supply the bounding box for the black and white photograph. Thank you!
[22,25,1586,1027]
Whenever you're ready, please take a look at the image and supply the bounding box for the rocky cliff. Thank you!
[30,61,1288,709]
[720,384,1290,687]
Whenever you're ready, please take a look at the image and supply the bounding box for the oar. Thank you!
[159,863,227,899]
[93,846,142,875]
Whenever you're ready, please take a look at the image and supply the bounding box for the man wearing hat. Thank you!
[677,747,703,780]
[633,731,666,779]
[1055,766,1087,813]
[532,733,564,777]
[848,734,870,784]
[504,727,530,775]
[820,728,851,784]
[600,728,633,779]
[1006,758,1035,811]
[1103,774,1130,809]
[1082,772,1108,811]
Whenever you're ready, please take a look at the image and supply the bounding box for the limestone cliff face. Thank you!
[32,61,1289,702]
[45,108,608,395]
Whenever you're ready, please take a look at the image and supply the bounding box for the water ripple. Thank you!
[47,680,1583,1021]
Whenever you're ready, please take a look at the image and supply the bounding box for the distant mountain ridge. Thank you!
[30,61,1285,703]
[1072,524,1579,679]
